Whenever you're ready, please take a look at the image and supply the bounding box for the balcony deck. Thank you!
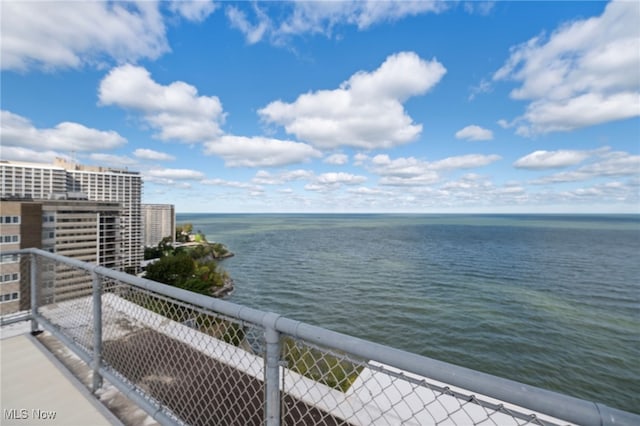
[1,324,121,426]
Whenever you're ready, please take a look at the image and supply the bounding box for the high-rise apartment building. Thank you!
[54,159,143,273]
[1,159,143,274]
[0,161,66,199]
[142,204,176,247]
[0,198,121,314]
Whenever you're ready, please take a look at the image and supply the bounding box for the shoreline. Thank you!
[211,276,234,298]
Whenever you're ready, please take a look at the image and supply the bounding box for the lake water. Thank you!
[176,213,640,413]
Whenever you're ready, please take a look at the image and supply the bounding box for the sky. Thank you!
[1,1,639,213]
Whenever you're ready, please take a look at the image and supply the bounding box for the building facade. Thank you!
[0,159,143,274]
[142,204,175,247]
[40,198,121,304]
[0,161,66,199]
[0,198,121,314]
[0,202,42,315]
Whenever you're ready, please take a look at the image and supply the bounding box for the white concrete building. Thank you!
[142,204,175,247]
[55,159,143,273]
[0,161,66,200]
[1,159,144,274]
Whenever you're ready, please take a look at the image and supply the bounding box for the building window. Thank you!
[1,273,20,283]
[1,292,19,303]
[0,254,19,264]
[1,235,19,244]
[1,216,20,224]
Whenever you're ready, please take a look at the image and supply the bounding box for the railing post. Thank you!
[264,321,281,426]
[30,252,39,333]
[91,270,103,392]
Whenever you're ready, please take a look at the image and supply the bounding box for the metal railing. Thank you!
[1,248,638,426]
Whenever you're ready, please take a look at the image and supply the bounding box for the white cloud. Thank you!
[146,168,204,180]
[99,64,225,142]
[324,153,349,165]
[530,148,640,184]
[0,110,126,152]
[463,2,495,16]
[201,178,263,193]
[252,169,314,185]
[431,154,501,170]
[204,135,321,167]
[468,79,492,101]
[347,187,392,196]
[497,119,510,129]
[226,5,271,44]
[227,1,446,44]
[0,146,70,164]
[169,1,217,23]
[1,2,167,71]
[455,125,494,141]
[1,1,217,71]
[514,149,591,170]
[259,52,446,150]
[88,153,138,167]
[361,154,441,186]
[494,0,640,135]
[133,148,176,161]
[316,172,366,185]
[360,153,501,186]
[514,93,639,136]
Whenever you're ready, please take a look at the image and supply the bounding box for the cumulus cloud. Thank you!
[455,125,493,141]
[317,172,366,185]
[252,169,314,185]
[1,1,217,71]
[431,154,502,170]
[367,157,436,186]
[204,135,321,167]
[361,153,501,186]
[88,153,138,168]
[201,178,263,193]
[324,153,349,165]
[226,1,446,44]
[305,172,367,192]
[0,110,126,152]
[259,52,446,150]
[133,148,176,161]
[530,148,640,184]
[169,1,217,22]
[494,0,640,135]
[146,168,205,180]
[514,149,591,169]
[0,146,70,164]
[99,65,225,143]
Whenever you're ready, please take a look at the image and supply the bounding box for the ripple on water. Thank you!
[181,214,640,414]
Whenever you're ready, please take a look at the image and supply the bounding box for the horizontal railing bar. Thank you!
[0,311,31,327]
[6,248,640,426]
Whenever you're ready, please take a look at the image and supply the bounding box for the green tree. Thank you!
[145,253,195,287]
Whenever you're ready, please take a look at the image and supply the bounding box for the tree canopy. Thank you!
[145,251,228,296]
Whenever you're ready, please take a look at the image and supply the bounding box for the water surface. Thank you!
[177,213,640,413]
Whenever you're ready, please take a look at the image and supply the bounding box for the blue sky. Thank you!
[1,1,639,213]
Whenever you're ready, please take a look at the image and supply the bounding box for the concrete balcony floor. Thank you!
[1,322,146,426]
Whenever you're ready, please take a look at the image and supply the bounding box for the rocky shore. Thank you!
[211,276,235,298]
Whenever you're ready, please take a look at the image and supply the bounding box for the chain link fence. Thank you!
[3,249,639,426]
